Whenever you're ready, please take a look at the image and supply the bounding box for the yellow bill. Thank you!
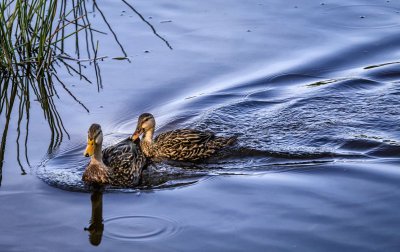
[84,138,95,157]
[131,128,144,141]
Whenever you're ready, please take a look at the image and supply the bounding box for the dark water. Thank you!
[1,0,400,251]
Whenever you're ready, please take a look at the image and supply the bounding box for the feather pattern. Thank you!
[102,138,147,186]
[82,124,147,187]
[132,114,237,161]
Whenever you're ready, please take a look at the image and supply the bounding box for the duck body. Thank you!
[82,159,110,185]
[82,124,147,187]
[132,113,237,162]
[102,137,147,186]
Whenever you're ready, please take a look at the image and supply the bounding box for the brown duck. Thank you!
[131,113,237,161]
[82,124,147,187]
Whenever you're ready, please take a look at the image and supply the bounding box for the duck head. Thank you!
[84,124,103,157]
[132,113,155,141]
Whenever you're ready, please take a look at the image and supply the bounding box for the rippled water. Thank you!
[38,45,400,192]
[103,215,179,241]
[1,0,400,251]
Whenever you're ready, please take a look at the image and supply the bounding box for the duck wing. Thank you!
[102,138,135,165]
[155,129,214,146]
[154,129,219,161]
[102,138,147,186]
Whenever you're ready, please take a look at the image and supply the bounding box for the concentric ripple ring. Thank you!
[103,215,180,241]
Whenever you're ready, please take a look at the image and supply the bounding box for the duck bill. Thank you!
[131,128,143,141]
[84,139,95,157]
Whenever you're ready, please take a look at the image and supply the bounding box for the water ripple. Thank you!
[323,5,400,29]
[103,215,180,241]
[36,51,400,192]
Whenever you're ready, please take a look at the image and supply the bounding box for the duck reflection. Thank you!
[84,188,104,246]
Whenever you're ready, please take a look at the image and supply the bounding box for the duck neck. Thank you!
[143,128,154,143]
[141,128,155,157]
[92,143,103,164]
[83,142,110,185]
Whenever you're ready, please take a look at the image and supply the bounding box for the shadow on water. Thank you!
[0,0,172,187]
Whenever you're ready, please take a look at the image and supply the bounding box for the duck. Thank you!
[131,113,237,161]
[82,124,147,187]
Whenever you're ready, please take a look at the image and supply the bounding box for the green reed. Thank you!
[0,0,100,184]
[0,0,172,186]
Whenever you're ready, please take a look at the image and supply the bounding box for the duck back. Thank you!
[103,138,147,186]
[153,129,236,161]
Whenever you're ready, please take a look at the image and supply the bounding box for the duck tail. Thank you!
[215,135,237,148]
[226,135,238,145]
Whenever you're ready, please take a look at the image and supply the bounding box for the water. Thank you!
[1,0,400,251]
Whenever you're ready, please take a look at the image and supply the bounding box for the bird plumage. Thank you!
[132,113,236,161]
[102,138,147,186]
[82,124,147,187]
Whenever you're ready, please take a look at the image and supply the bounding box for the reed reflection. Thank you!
[0,0,101,186]
[0,0,172,186]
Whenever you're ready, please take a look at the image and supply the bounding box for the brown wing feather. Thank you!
[154,129,235,161]
[102,138,147,187]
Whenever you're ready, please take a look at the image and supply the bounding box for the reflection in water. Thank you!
[0,75,29,186]
[0,0,100,186]
[92,0,129,61]
[84,186,179,246]
[121,0,173,50]
[92,0,173,62]
[84,189,104,246]
[0,76,16,186]
[0,0,172,186]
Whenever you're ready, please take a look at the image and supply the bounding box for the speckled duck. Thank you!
[131,113,237,162]
[82,124,147,187]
